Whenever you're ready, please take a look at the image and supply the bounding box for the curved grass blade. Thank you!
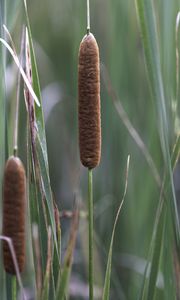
[0,37,40,107]
[102,155,130,300]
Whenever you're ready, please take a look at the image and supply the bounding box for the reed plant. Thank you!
[0,0,179,299]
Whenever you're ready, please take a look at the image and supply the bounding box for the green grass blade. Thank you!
[55,210,79,300]
[135,0,180,246]
[171,134,180,170]
[137,188,165,300]
[41,228,52,300]
[35,136,60,260]
[134,4,180,295]
[146,207,166,300]
[27,129,48,286]
[102,156,130,300]
[23,0,60,264]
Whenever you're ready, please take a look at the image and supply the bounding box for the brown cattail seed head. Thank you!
[2,156,26,274]
[78,33,101,169]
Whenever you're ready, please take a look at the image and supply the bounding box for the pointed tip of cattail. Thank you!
[82,32,94,41]
[78,33,101,169]
[2,156,26,274]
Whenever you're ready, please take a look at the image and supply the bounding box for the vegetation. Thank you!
[0,0,179,299]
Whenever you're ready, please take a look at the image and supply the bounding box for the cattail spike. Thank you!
[2,156,26,274]
[78,33,101,169]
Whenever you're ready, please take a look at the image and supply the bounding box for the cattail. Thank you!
[78,33,101,169]
[2,156,26,274]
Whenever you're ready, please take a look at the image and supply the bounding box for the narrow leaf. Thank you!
[102,156,130,300]
[41,227,52,300]
[56,209,79,300]
[23,3,60,263]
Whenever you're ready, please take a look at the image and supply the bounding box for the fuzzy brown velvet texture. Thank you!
[2,156,26,274]
[78,33,101,169]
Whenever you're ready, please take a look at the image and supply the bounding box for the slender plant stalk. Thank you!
[88,169,94,300]
[12,277,17,300]
[87,0,90,34]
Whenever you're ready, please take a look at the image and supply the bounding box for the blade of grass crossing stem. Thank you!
[135,0,180,249]
[0,2,7,299]
[55,210,79,300]
[102,156,130,300]
[23,0,60,262]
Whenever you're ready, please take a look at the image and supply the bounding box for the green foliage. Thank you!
[0,0,179,299]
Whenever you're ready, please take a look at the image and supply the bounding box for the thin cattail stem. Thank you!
[13,28,25,156]
[88,168,94,300]
[87,0,90,34]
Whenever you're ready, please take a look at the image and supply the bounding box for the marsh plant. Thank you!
[0,0,180,300]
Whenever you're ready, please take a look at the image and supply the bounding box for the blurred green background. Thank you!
[2,0,180,299]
